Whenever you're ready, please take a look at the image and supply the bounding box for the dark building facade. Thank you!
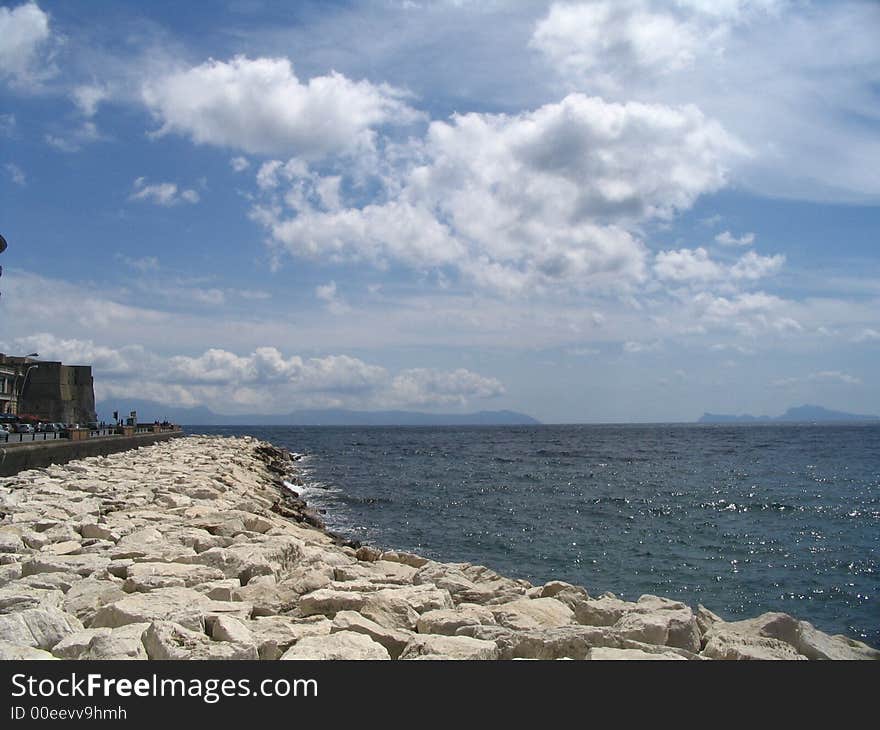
[0,354,97,424]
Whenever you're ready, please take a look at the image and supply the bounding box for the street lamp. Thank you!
[13,364,38,416]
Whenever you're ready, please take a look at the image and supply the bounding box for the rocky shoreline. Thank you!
[0,435,876,660]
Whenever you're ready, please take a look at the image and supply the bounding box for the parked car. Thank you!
[13,423,34,433]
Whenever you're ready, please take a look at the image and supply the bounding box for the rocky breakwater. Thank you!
[0,435,877,661]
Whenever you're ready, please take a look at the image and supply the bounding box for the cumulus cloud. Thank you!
[692,290,802,335]
[530,1,880,203]
[255,93,741,294]
[230,156,250,172]
[530,1,706,91]
[654,247,721,282]
[388,368,505,407]
[0,2,54,88]
[2,335,505,413]
[129,177,200,206]
[653,246,783,284]
[715,230,755,247]
[729,251,785,280]
[142,55,422,158]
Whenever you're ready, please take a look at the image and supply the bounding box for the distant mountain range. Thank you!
[96,399,541,426]
[698,404,879,424]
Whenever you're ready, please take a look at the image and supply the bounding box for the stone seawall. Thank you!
[0,435,876,660]
[0,431,184,477]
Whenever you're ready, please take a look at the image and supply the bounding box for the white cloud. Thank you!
[142,55,422,158]
[531,1,880,203]
[653,246,783,283]
[315,281,350,315]
[0,2,54,88]
[72,85,109,117]
[256,93,742,294]
[4,334,505,414]
[129,177,200,206]
[729,250,784,280]
[654,247,721,282]
[530,1,705,91]
[388,368,504,407]
[230,156,250,172]
[715,230,755,247]
[1,271,170,332]
[4,162,26,186]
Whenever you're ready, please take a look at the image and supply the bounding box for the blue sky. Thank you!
[1,0,878,422]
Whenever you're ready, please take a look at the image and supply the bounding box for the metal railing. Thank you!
[1,425,180,444]
[1,430,67,443]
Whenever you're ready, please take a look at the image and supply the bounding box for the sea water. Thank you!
[191,423,879,646]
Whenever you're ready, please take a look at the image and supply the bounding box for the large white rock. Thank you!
[701,612,880,660]
[123,562,226,592]
[360,591,420,631]
[0,607,83,650]
[250,615,332,660]
[612,597,702,653]
[178,535,303,584]
[62,579,128,624]
[142,621,257,660]
[490,597,575,631]
[400,634,499,660]
[298,588,369,618]
[589,647,688,660]
[331,610,413,659]
[21,554,110,578]
[0,531,26,554]
[702,630,807,660]
[564,593,633,626]
[18,571,83,593]
[0,641,58,659]
[52,623,150,660]
[379,551,430,569]
[89,586,241,631]
[280,630,390,660]
[210,615,255,645]
[416,604,497,635]
[230,577,299,617]
[335,560,418,585]
[0,584,65,612]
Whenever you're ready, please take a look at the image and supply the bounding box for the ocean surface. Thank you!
[189,423,879,646]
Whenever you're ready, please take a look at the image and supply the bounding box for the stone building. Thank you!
[0,354,97,424]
